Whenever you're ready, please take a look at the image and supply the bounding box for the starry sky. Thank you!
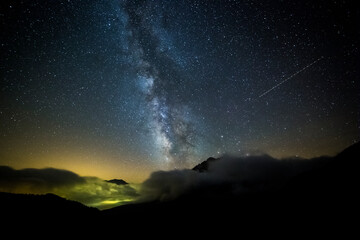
[1,0,359,182]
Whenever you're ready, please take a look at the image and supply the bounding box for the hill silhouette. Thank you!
[106,179,128,185]
[0,142,358,235]
[192,157,219,172]
[0,192,99,218]
[102,142,359,233]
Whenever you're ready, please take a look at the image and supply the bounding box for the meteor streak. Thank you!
[259,56,324,98]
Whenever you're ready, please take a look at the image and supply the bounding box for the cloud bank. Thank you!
[0,153,335,208]
[0,166,139,209]
[139,154,330,202]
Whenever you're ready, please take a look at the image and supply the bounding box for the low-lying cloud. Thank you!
[0,154,332,208]
[0,166,139,209]
[140,169,204,201]
[139,154,330,202]
[0,166,85,193]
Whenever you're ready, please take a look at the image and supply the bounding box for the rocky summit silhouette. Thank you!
[106,179,128,185]
[192,157,219,172]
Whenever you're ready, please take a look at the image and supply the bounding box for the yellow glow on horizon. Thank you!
[2,149,153,183]
[88,198,136,210]
[101,200,121,204]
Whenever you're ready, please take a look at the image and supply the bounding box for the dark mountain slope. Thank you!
[192,157,219,172]
[0,143,357,235]
[0,192,99,229]
[102,142,359,233]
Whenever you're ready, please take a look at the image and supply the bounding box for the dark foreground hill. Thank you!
[0,142,358,235]
[103,142,359,234]
[0,192,99,220]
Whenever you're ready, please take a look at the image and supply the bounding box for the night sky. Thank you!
[1,0,359,182]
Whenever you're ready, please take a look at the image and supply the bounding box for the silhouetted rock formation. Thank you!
[192,157,219,172]
[106,179,128,185]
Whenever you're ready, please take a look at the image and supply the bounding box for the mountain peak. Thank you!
[106,179,128,185]
[192,157,219,172]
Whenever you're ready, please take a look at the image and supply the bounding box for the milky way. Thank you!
[0,0,358,180]
[118,1,197,167]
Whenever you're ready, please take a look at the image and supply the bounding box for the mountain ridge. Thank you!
[0,142,358,234]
